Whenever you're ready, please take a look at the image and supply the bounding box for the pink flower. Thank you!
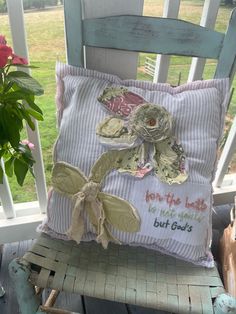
[21,139,35,150]
[0,35,28,66]
[0,35,7,45]
[0,44,12,67]
[12,54,28,65]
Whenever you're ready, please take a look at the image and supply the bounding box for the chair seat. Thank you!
[23,233,224,313]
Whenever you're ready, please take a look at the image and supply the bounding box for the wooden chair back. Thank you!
[64,0,236,84]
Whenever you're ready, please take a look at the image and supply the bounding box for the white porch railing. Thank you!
[0,0,236,244]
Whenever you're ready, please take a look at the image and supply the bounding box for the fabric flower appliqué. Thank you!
[97,87,188,184]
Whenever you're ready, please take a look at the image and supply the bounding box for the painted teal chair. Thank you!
[8,1,236,313]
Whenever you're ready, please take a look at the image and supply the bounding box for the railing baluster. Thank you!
[0,160,15,218]
[188,0,221,82]
[153,0,180,83]
[6,0,47,213]
[213,115,236,188]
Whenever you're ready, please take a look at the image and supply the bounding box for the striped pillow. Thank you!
[39,62,229,267]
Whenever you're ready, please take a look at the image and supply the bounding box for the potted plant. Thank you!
[0,35,44,186]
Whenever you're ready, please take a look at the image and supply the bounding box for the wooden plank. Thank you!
[0,241,33,314]
[215,8,236,82]
[153,0,180,83]
[188,286,203,314]
[83,0,144,79]
[64,0,84,67]
[177,285,190,313]
[83,296,128,314]
[83,16,224,59]
[200,286,214,314]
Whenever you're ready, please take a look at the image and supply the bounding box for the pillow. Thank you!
[39,62,229,267]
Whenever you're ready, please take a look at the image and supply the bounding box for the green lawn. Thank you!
[1,2,236,202]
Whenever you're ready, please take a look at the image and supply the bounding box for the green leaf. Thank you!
[7,71,44,96]
[18,143,35,165]
[0,164,3,184]
[2,90,28,102]
[0,108,22,148]
[3,82,14,93]
[25,95,43,115]
[28,166,35,177]
[0,150,5,158]
[14,158,28,186]
[5,157,15,177]
[20,110,35,130]
[26,108,44,121]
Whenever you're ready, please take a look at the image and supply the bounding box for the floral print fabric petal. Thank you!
[97,86,188,185]
[98,86,145,116]
[153,139,188,184]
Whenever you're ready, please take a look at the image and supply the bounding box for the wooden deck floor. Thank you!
[0,204,232,314]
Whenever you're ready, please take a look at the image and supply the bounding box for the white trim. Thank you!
[0,160,15,219]
[0,201,40,219]
[6,0,48,213]
[0,213,45,244]
[214,116,236,187]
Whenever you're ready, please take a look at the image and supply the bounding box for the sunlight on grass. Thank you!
[1,2,236,202]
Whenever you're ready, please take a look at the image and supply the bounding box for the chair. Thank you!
[8,1,236,313]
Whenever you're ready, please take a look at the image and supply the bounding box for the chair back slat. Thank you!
[215,8,236,83]
[64,0,84,67]
[83,16,224,59]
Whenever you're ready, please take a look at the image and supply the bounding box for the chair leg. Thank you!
[0,283,5,297]
[214,293,236,314]
[8,257,45,314]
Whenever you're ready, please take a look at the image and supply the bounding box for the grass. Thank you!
[0,1,236,202]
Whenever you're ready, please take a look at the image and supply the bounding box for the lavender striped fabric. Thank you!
[38,62,229,267]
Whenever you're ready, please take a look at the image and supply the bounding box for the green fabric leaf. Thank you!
[99,192,140,232]
[7,71,44,96]
[14,158,28,186]
[52,162,87,196]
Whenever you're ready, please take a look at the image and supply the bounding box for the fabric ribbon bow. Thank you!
[52,162,140,248]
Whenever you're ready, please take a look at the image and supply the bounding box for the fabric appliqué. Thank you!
[51,162,141,249]
[97,87,188,185]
